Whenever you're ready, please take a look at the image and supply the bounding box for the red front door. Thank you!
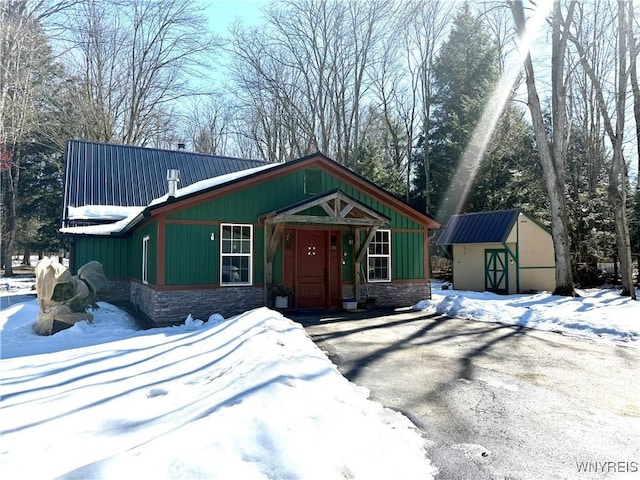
[297,230,327,308]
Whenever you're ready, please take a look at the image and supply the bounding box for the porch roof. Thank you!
[260,189,391,227]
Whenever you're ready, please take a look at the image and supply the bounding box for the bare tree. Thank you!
[480,1,518,73]
[228,23,311,162]
[228,0,394,165]
[510,0,577,295]
[64,0,220,146]
[0,0,63,275]
[184,96,235,155]
[628,0,640,185]
[567,1,636,299]
[371,0,450,203]
[404,0,450,211]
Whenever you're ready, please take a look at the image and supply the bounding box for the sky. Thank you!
[205,0,269,34]
[1,272,638,479]
[199,0,639,184]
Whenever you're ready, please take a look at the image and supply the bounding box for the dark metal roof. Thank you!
[437,209,521,245]
[62,140,268,226]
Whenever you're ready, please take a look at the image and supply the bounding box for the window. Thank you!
[220,224,252,285]
[142,235,150,284]
[304,169,322,195]
[367,229,391,282]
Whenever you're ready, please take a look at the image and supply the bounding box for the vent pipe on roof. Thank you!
[167,169,180,197]
[177,142,186,150]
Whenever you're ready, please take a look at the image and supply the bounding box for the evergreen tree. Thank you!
[1,3,57,273]
[412,3,500,219]
[354,137,405,198]
[467,106,546,216]
[14,141,64,259]
[1,2,68,272]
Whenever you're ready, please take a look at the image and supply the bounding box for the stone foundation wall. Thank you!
[131,282,264,325]
[97,280,131,304]
[356,282,431,307]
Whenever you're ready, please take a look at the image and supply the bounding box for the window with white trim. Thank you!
[220,224,253,285]
[142,235,150,284]
[367,229,391,282]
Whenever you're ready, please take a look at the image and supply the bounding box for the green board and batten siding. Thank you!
[164,167,425,283]
[72,236,130,279]
[165,169,423,230]
[131,221,157,284]
[71,166,427,286]
[71,219,158,284]
[163,224,266,285]
[392,230,425,279]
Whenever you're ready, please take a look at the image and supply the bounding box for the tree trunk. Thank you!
[608,136,635,297]
[510,0,576,295]
[629,0,640,185]
[567,1,636,298]
[2,163,18,277]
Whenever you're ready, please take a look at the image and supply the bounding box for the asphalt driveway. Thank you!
[289,308,640,480]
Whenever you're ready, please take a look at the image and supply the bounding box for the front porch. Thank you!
[261,190,391,310]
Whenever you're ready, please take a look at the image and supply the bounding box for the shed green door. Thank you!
[485,249,508,294]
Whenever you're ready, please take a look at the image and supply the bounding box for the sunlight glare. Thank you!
[436,0,554,222]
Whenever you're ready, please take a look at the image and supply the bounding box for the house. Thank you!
[60,140,440,325]
[437,209,555,294]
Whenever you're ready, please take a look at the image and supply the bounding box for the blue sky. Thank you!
[204,0,269,35]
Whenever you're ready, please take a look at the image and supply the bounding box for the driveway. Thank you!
[289,308,640,480]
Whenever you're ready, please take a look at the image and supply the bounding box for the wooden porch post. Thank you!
[264,221,285,304]
[353,228,361,298]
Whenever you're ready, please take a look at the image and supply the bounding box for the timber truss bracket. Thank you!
[260,189,390,228]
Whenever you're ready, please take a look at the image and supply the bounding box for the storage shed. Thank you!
[60,140,440,325]
[438,209,555,294]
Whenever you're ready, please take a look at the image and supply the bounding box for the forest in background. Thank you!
[1,0,639,297]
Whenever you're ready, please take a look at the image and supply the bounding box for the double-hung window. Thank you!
[142,235,150,284]
[367,229,391,282]
[220,224,252,285]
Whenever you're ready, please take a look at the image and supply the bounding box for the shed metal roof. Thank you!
[62,140,268,226]
[437,209,521,245]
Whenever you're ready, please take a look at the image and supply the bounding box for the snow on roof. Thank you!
[67,205,144,221]
[60,163,280,236]
[60,207,146,235]
[149,162,279,207]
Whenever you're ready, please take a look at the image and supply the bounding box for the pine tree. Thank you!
[412,3,500,219]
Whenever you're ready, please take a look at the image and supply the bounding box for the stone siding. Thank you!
[131,282,264,325]
[114,280,430,324]
[356,282,431,307]
[97,280,131,303]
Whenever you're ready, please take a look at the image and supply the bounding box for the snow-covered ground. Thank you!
[0,277,436,480]
[418,281,640,347]
[1,275,638,480]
